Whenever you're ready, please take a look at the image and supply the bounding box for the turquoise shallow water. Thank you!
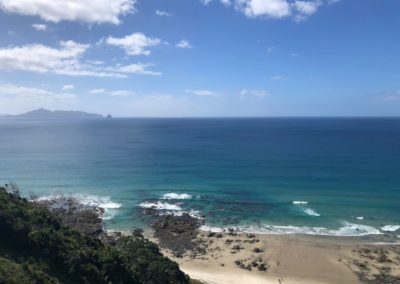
[0,118,399,235]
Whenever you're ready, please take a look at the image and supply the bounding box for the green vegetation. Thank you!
[0,186,189,284]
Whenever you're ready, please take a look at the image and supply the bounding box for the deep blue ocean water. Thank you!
[0,118,399,235]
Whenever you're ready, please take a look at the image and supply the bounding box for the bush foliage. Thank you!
[0,186,189,284]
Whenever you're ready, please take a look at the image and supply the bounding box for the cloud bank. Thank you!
[0,41,161,77]
[0,0,135,24]
[202,0,333,21]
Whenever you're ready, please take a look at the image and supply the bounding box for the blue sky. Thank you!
[0,0,399,116]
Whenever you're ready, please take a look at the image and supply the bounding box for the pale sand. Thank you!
[147,232,400,284]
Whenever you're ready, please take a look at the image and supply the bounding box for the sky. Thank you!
[0,0,399,117]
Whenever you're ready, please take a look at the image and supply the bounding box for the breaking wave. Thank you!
[161,192,192,200]
[292,201,308,205]
[138,198,203,219]
[381,225,400,232]
[34,193,122,220]
[200,222,382,237]
[292,201,320,217]
[303,208,321,217]
[138,201,182,211]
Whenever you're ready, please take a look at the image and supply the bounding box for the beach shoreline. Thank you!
[145,229,400,284]
[36,193,400,284]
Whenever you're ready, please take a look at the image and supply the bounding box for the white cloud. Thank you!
[202,0,333,21]
[0,84,76,100]
[90,88,107,94]
[294,0,320,15]
[0,41,161,77]
[0,0,135,24]
[62,84,75,90]
[237,0,292,18]
[240,89,269,98]
[32,23,47,31]
[220,0,232,6]
[89,88,134,97]
[86,60,104,65]
[267,46,275,53]
[110,63,162,76]
[186,89,221,97]
[176,40,193,49]
[155,10,172,16]
[110,90,135,97]
[0,83,78,114]
[106,33,161,56]
[293,0,321,21]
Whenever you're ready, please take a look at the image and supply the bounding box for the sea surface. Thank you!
[1,118,399,236]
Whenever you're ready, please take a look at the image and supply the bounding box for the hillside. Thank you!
[0,185,190,284]
[2,108,103,120]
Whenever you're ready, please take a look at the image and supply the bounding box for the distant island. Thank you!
[2,108,104,120]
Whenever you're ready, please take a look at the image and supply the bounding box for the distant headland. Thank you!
[1,108,104,120]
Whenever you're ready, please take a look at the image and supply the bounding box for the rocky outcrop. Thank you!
[37,197,105,239]
[152,214,202,257]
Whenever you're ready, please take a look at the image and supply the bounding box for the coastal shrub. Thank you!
[0,186,189,284]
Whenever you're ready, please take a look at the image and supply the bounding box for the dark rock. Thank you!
[251,260,259,267]
[228,228,237,236]
[377,251,391,263]
[253,247,264,253]
[258,263,268,271]
[232,245,243,251]
[38,197,105,239]
[152,213,202,257]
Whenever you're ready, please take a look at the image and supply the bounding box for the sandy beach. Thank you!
[148,230,400,284]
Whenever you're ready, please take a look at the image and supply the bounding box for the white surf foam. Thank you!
[159,209,204,219]
[303,208,321,217]
[138,200,203,219]
[200,222,382,237]
[35,193,122,220]
[200,225,225,233]
[138,201,182,211]
[356,216,364,220]
[292,201,320,217]
[292,201,308,204]
[381,225,400,232]
[161,193,192,200]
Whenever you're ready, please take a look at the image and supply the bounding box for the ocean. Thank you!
[0,118,399,236]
